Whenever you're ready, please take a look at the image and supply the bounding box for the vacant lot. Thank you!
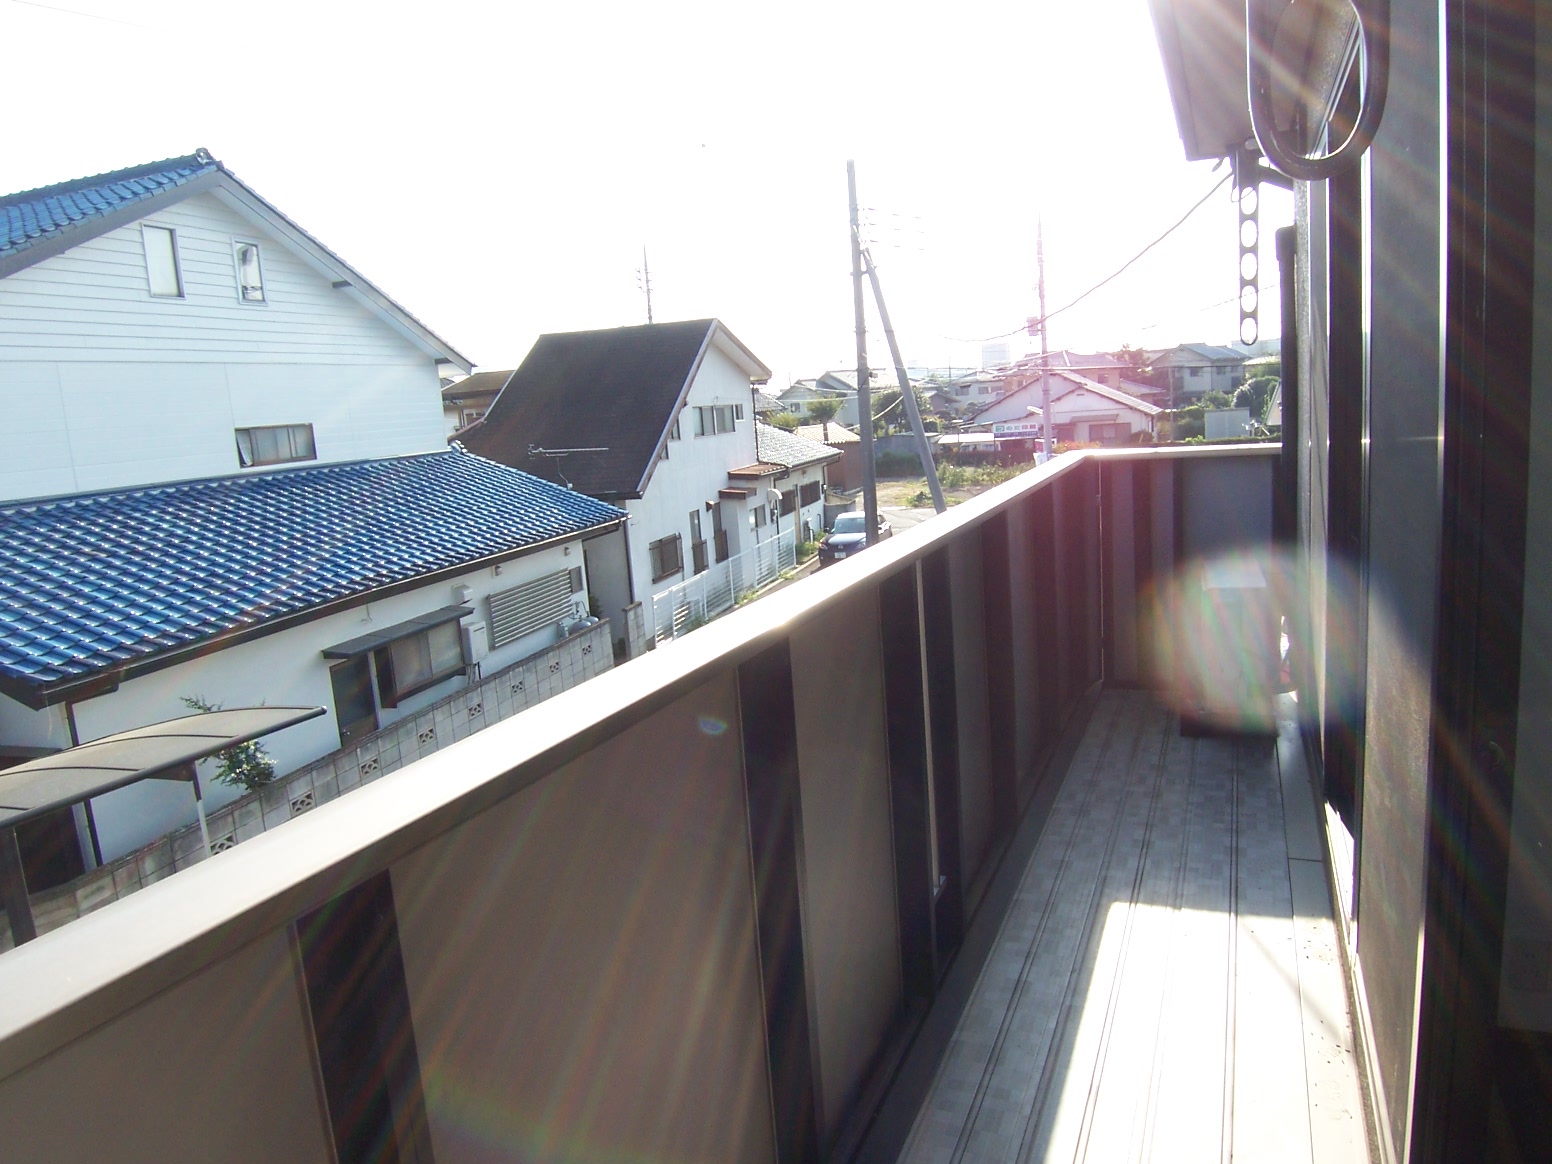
[875,462,1028,508]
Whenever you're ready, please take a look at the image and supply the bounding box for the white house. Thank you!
[0,149,470,501]
[0,448,625,869]
[969,371,1161,445]
[0,153,627,884]
[749,423,841,545]
[463,320,801,649]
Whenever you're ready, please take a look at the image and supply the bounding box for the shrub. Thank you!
[180,695,276,792]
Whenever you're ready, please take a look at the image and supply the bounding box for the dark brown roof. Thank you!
[442,369,513,405]
[462,319,766,499]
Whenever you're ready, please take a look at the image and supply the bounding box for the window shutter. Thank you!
[488,569,574,649]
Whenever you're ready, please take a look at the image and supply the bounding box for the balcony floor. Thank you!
[892,690,1370,1164]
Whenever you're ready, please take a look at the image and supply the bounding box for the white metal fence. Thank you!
[648,526,797,642]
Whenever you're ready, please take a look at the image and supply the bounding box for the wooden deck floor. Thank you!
[891,690,1369,1164]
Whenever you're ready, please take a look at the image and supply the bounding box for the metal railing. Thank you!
[0,446,1276,1164]
[648,524,798,642]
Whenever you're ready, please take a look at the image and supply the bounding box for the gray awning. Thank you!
[0,706,325,830]
[321,605,472,660]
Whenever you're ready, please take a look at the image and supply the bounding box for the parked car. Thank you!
[818,510,892,567]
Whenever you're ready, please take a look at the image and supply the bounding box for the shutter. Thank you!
[488,570,574,649]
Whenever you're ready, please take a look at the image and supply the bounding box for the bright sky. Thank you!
[2,0,1290,387]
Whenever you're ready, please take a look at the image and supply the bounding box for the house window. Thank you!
[1189,366,1203,378]
[142,225,183,298]
[751,505,767,529]
[709,501,730,563]
[1088,422,1129,445]
[693,404,741,436]
[689,511,708,574]
[234,241,266,303]
[780,490,796,516]
[236,423,317,467]
[374,620,465,708]
[668,415,681,440]
[488,568,577,649]
[649,534,683,582]
[798,480,822,507]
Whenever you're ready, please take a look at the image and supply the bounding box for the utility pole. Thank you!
[863,248,945,512]
[639,248,654,324]
[849,161,879,544]
[1037,219,1052,463]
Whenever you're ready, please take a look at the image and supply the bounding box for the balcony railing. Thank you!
[0,445,1284,1164]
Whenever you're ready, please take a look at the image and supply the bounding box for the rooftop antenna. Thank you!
[527,444,608,490]
[637,248,654,324]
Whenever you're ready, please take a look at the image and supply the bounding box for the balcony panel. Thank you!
[389,673,776,1164]
[0,446,1292,1164]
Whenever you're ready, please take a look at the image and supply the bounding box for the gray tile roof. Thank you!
[754,424,841,470]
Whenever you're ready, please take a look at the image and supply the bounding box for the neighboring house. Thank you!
[752,388,784,417]
[0,149,472,501]
[751,423,840,543]
[0,447,624,872]
[1004,350,1132,390]
[442,369,512,435]
[969,371,1160,444]
[1144,343,1248,403]
[777,380,855,427]
[461,319,777,650]
[795,421,862,491]
[0,152,633,887]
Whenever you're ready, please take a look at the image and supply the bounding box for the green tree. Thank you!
[1200,389,1235,410]
[805,396,842,442]
[871,386,928,435]
[766,411,802,431]
[181,696,276,792]
[1233,376,1279,423]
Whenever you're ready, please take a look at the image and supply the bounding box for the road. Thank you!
[882,506,937,533]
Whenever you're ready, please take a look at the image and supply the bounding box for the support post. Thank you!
[848,161,880,544]
[862,249,946,513]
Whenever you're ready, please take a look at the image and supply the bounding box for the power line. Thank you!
[3,0,148,27]
[1035,172,1233,329]
[940,172,1236,346]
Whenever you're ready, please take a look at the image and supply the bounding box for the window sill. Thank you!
[388,665,467,706]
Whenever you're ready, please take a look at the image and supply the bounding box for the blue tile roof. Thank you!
[0,449,624,699]
[1,150,219,259]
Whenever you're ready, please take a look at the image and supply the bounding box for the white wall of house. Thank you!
[0,540,590,862]
[0,189,450,500]
[771,463,829,543]
[1046,388,1154,441]
[623,345,762,605]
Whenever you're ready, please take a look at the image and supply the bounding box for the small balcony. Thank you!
[0,444,1369,1163]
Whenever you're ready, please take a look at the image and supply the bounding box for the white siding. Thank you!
[625,346,761,603]
[34,541,587,862]
[0,189,449,499]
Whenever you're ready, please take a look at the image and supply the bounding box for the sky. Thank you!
[1,0,1291,388]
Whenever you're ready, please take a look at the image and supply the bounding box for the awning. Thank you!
[0,706,325,830]
[719,487,754,500]
[321,605,472,660]
[726,462,784,480]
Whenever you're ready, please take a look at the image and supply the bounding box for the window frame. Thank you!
[141,224,184,299]
[236,423,317,468]
[649,534,684,583]
[232,240,267,304]
[373,620,466,708]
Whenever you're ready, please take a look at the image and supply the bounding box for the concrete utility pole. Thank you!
[1038,219,1052,463]
[863,248,945,513]
[849,161,879,544]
